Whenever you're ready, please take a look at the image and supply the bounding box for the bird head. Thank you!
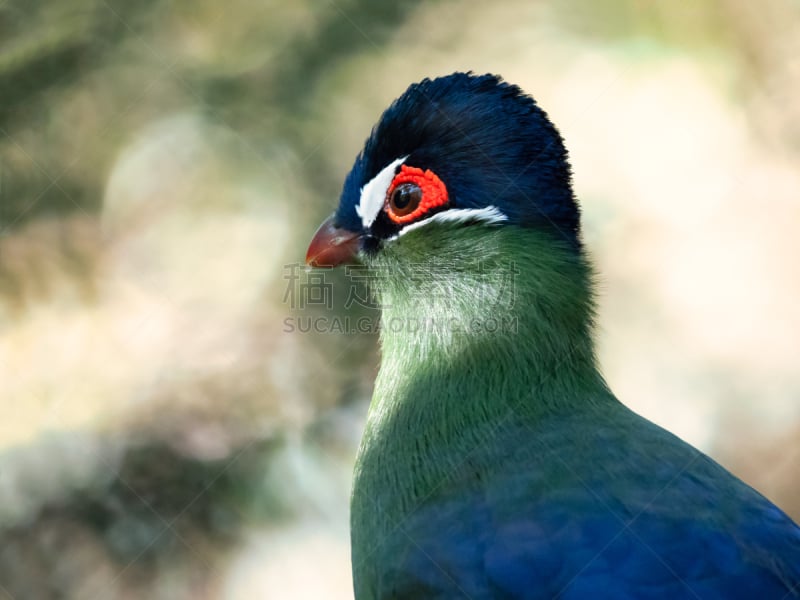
[306,72,581,269]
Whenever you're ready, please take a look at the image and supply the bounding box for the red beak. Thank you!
[305,214,361,267]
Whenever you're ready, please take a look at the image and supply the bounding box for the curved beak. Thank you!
[305,214,361,267]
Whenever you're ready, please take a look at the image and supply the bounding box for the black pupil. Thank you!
[392,183,421,212]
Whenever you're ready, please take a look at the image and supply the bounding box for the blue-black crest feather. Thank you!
[336,72,580,247]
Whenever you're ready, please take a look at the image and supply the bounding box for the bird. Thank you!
[305,72,800,599]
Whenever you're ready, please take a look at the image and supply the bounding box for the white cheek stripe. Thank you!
[396,206,508,237]
[356,156,408,228]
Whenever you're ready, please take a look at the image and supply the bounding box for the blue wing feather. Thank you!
[373,410,800,599]
[479,412,800,599]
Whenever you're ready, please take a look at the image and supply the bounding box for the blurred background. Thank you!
[1,0,799,598]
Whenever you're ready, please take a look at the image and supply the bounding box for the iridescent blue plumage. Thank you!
[311,72,800,599]
[354,400,800,599]
[379,412,800,599]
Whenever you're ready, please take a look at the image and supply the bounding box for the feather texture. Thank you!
[318,72,800,599]
[350,221,800,599]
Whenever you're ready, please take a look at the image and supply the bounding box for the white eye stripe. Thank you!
[356,156,408,229]
[396,206,508,237]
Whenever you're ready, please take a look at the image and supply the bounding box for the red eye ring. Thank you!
[384,165,449,224]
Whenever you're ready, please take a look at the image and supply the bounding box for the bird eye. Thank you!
[389,183,422,217]
[384,165,449,225]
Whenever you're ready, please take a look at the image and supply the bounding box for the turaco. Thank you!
[306,72,800,600]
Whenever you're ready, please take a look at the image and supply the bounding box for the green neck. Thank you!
[364,223,610,420]
[351,222,617,570]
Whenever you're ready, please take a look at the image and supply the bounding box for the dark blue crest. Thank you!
[335,72,580,248]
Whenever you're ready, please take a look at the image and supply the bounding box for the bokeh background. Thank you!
[1,1,799,598]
